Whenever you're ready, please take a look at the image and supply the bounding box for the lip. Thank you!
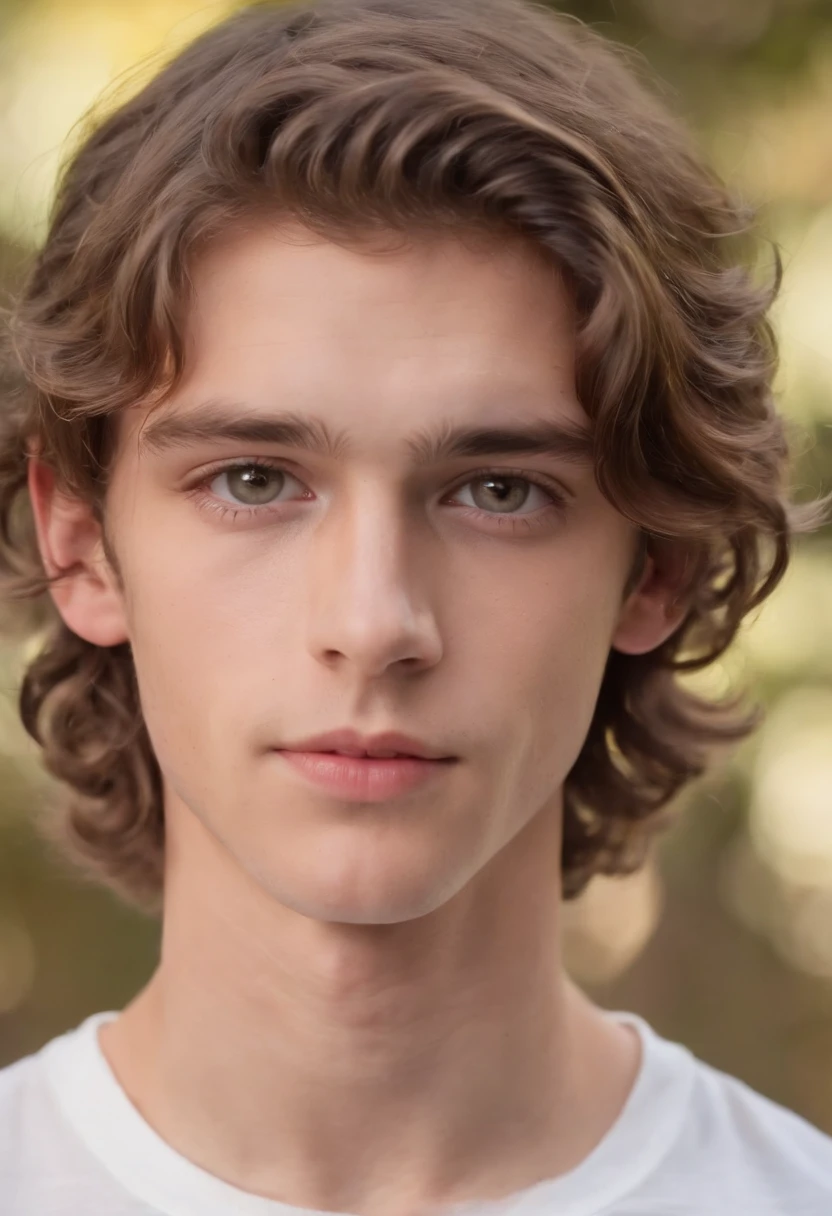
[279,728,453,762]
[276,750,456,801]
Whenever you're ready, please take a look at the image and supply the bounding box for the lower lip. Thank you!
[276,750,456,801]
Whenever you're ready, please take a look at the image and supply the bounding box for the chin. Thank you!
[236,814,477,923]
[269,887,446,926]
[252,854,459,925]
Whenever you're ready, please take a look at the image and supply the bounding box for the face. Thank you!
[32,221,680,924]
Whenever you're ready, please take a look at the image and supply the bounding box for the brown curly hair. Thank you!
[0,0,825,913]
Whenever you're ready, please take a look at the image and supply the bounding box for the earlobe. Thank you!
[611,545,691,657]
[26,455,129,648]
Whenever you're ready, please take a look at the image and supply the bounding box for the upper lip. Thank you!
[278,729,454,761]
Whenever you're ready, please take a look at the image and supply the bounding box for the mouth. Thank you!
[313,748,437,759]
[278,729,454,762]
[275,749,457,802]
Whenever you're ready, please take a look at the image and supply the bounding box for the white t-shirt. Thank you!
[2,1008,832,1215]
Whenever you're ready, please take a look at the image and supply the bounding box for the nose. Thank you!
[305,486,443,679]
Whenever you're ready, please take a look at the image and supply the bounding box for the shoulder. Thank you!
[613,1012,832,1215]
[0,1019,134,1214]
[0,1046,50,1140]
[668,1050,832,1213]
[0,1046,63,1208]
[0,1035,94,1161]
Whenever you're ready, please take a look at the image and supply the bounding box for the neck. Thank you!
[100,803,641,1216]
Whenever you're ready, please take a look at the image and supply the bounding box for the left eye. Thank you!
[210,464,292,506]
[452,474,553,514]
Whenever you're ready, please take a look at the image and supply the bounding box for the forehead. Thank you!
[122,221,589,453]
[190,218,573,326]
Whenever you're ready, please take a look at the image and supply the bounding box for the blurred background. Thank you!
[1,0,831,1130]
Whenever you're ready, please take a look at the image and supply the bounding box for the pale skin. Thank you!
[28,221,688,1216]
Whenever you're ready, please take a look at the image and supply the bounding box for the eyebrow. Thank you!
[137,399,595,466]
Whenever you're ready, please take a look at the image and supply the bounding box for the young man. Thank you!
[0,0,830,1212]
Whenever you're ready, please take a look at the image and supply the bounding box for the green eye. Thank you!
[467,475,537,514]
[219,464,286,505]
[453,473,560,516]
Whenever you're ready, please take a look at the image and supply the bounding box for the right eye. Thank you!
[208,461,300,506]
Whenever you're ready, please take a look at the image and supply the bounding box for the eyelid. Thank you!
[190,456,572,497]
[445,465,569,501]
[186,455,301,486]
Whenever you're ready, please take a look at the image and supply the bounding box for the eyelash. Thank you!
[185,459,569,534]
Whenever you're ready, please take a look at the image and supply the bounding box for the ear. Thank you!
[27,454,129,647]
[611,537,691,656]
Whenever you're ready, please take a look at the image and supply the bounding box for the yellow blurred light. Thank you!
[749,689,832,889]
[562,861,663,985]
[740,549,832,676]
[722,833,832,979]
[681,650,748,702]
[723,689,832,980]
[772,204,832,420]
[719,836,778,938]
[775,883,832,980]
[0,0,240,242]
[725,38,832,208]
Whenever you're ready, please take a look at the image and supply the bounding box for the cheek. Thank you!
[481,531,623,673]
[116,518,302,777]
[121,489,306,654]
[473,541,625,781]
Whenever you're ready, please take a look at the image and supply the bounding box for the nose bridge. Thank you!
[306,479,441,674]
